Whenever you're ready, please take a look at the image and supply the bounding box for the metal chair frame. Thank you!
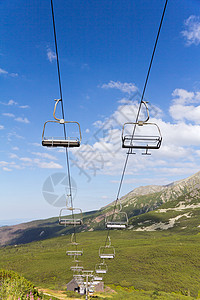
[105,211,128,229]
[122,101,162,150]
[95,261,108,274]
[42,99,82,148]
[59,207,83,226]
[122,122,162,149]
[99,236,115,259]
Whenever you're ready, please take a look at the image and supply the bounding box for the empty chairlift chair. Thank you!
[105,202,128,229]
[71,264,84,272]
[66,233,83,256]
[95,260,108,274]
[59,206,83,226]
[99,236,115,259]
[122,101,162,150]
[93,276,103,281]
[42,99,82,148]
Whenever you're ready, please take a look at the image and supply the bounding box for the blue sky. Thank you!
[1,0,200,225]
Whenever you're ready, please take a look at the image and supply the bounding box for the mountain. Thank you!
[1,171,200,246]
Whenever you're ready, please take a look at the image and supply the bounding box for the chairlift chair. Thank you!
[42,99,82,148]
[59,207,83,226]
[105,211,128,229]
[99,236,115,259]
[122,122,162,149]
[95,261,108,274]
[82,270,94,278]
[122,101,162,150]
[66,250,83,256]
[66,235,83,256]
[93,276,103,281]
[71,264,83,272]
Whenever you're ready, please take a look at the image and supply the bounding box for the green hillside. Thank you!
[1,230,200,298]
[0,269,57,299]
[2,171,200,247]
[129,191,200,233]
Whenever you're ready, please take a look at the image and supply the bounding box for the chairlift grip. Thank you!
[53,98,62,121]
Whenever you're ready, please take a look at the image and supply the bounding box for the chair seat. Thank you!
[42,139,80,147]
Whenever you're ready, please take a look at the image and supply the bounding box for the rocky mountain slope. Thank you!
[1,171,200,246]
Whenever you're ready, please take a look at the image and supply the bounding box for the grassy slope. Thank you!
[1,230,200,298]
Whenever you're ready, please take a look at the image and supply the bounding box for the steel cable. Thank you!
[103,0,169,249]
[50,0,77,244]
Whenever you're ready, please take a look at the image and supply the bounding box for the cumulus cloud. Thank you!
[15,117,30,124]
[2,153,63,171]
[3,167,12,172]
[47,48,57,62]
[33,159,62,169]
[170,89,200,123]
[19,105,29,109]
[172,88,200,105]
[2,113,15,117]
[0,99,18,106]
[32,152,58,161]
[72,88,200,182]
[0,68,18,77]
[182,15,200,46]
[101,81,138,94]
[0,68,8,75]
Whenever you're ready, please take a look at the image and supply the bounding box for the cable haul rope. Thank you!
[50,0,76,240]
[102,0,169,250]
[46,0,81,245]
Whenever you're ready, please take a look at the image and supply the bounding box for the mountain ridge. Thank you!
[1,171,200,246]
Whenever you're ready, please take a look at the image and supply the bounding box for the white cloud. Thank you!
[20,157,32,162]
[0,125,4,130]
[0,68,18,77]
[4,153,62,170]
[10,73,18,77]
[0,99,18,106]
[32,152,57,160]
[182,15,200,46]
[34,159,63,169]
[12,147,19,151]
[170,89,200,123]
[9,153,18,159]
[19,105,29,109]
[47,48,57,62]
[172,88,200,105]
[169,104,200,124]
[30,142,41,147]
[15,117,30,124]
[3,167,12,172]
[72,88,200,181]
[8,132,24,141]
[101,81,138,94]
[0,161,10,167]
[2,113,15,117]
[85,129,90,133]
[0,68,8,75]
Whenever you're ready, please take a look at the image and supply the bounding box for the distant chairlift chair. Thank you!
[99,236,115,259]
[59,207,83,226]
[66,233,83,256]
[95,260,108,274]
[42,99,82,148]
[105,202,128,229]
